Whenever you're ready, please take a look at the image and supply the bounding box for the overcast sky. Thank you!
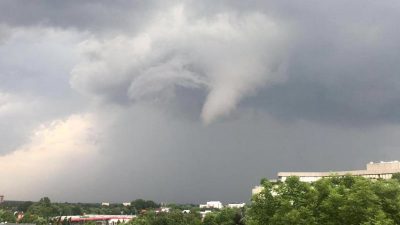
[1,0,400,204]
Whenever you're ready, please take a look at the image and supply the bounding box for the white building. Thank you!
[182,210,190,214]
[278,161,400,182]
[227,203,246,208]
[122,202,131,207]
[252,161,400,195]
[200,210,212,219]
[199,201,223,209]
[160,207,170,213]
[101,202,110,206]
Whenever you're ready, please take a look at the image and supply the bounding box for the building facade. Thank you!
[252,161,400,194]
[278,161,400,182]
[227,203,246,208]
[199,201,223,209]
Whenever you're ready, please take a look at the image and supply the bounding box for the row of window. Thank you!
[279,173,394,182]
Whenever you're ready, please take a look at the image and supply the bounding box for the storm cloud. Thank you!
[1,0,400,203]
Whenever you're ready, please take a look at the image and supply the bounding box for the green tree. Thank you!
[27,197,60,219]
[391,173,400,182]
[247,175,400,225]
[0,209,16,223]
[129,210,201,225]
[71,205,83,215]
[371,179,400,224]
[131,199,159,212]
[203,208,244,225]
[20,212,47,225]
[17,201,34,212]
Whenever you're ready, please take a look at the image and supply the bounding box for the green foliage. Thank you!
[248,175,400,225]
[82,221,97,225]
[28,197,60,218]
[0,209,16,223]
[391,173,400,182]
[129,211,201,225]
[203,208,245,225]
[0,197,165,225]
[18,201,34,212]
[166,203,198,211]
[131,199,160,212]
[20,212,47,225]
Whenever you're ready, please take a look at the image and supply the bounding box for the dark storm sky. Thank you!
[1,0,400,204]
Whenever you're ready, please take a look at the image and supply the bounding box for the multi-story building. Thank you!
[252,161,400,194]
[0,195,3,204]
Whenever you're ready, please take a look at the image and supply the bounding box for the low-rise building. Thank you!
[278,161,400,182]
[160,207,170,213]
[155,207,171,213]
[122,202,131,207]
[59,215,135,225]
[199,210,212,219]
[199,204,207,208]
[252,161,400,195]
[199,201,223,209]
[227,203,245,208]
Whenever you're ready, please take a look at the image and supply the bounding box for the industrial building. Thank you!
[252,161,400,195]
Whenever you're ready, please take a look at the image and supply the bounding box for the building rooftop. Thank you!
[278,161,400,178]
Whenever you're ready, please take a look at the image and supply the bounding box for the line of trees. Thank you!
[0,198,160,225]
[3,174,400,225]
[126,208,245,225]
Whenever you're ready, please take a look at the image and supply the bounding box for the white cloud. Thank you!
[70,4,288,124]
[0,92,30,117]
[0,114,100,200]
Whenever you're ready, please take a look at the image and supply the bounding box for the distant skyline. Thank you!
[2,0,400,204]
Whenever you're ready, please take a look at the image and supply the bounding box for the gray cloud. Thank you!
[240,0,400,126]
[2,0,400,204]
[66,105,400,203]
[0,0,175,34]
[0,25,11,44]
[0,27,85,154]
[70,6,288,124]
[65,0,400,126]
